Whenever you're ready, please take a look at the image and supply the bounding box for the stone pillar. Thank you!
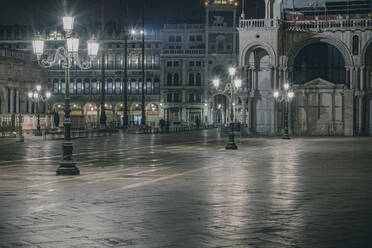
[273,66,278,90]
[241,98,246,125]
[182,107,187,123]
[10,88,14,114]
[247,98,252,133]
[360,66,365,91]
[16,89,20,113]
[344,89,355,136]
[345,67,350,88]
[358,96,363,135]
[369,99,372,136]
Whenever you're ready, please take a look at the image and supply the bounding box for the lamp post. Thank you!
[213,67,242,150]
[28,86,51,136]
[32,16,99,175]
[273,83,295,139]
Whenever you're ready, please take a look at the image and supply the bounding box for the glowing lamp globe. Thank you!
[67,37,79,53]
[63,16,74,32]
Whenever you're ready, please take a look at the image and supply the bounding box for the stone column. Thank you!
[273,66,278,90]
[16,89,20,113]
[360,66,365,91]
[344,89,354,136]
[241,97,246,125]
[247,97,253,134]
[10,88,14,114]
[345,67,350,88]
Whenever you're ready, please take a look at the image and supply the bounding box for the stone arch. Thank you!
[240,41,276,67]
[362,37,372,65]
[287,36,354,68]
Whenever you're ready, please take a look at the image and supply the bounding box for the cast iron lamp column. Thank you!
[28,86,51,136]
[213,67,242,150]
[32,16,99,175]
[273,83,295,139]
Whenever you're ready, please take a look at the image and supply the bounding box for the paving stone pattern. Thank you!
[0,131,372,247]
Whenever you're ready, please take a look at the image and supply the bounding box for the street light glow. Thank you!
[36,85,41,91]
[87,39,99,57]
[273,91,280,98]
[131,29,136,35]
[284,83,290,90]
[28,92,33,98]
[32,39,44,57]
[288,91,295,99]
[46,92,51,99]
[33,92,39,99]
[213,78,220,88]
[63,16,74,32]
[67,37,79,53]
[228,67,236,76]
[234,79,242,88]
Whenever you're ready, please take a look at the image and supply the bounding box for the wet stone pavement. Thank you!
[0,130,372,248]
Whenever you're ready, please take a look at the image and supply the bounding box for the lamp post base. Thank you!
[282,134,290,139]
[56,161,80,175]
[225,134,238,150]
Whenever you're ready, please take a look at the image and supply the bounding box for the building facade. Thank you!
[1,0,371,135]
[239,0,372,136]
[0,48,49,130]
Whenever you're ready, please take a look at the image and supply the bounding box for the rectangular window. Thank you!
[189,36,195,42]
[176,36,181,42]
[174,93,180,103]
[189,61,194,67]
[196,61,201,67]
[167,61,172,67]
[169,36,175,42]
[196,35,202,41]
[174,61,179,67]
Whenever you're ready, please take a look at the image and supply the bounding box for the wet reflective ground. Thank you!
[0,131,372,247]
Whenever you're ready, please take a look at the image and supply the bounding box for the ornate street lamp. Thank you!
[213,67,242,150]
[273,83,295,139]
[32,16,99,175]
[28,85,51,136]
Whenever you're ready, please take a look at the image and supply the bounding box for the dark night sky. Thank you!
[0,0,265,27]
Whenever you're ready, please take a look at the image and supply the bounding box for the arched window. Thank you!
[107,54,114,69]
[154,78,160,94]
[146,78,152,94]
[84,79,90,95]
[196,73,201,86]
[154,54,160,69]
[115,78,121,94]
[352,35,359,55]
[61,79,66,94]
[130,79,137,95]
[167,73,172,85]
[53,79,59,94]
[146,55,152,69]
[76,79,83,95]
[69,79,75,94]
[174,73,179,86]
[115,54,121,69]
[107,78,113,94]
[91,79,98,94]
[189,73,195,86]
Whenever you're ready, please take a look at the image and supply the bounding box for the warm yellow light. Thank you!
[229,67,236,76]
[213,78,220,88]
[273,91,280,98]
